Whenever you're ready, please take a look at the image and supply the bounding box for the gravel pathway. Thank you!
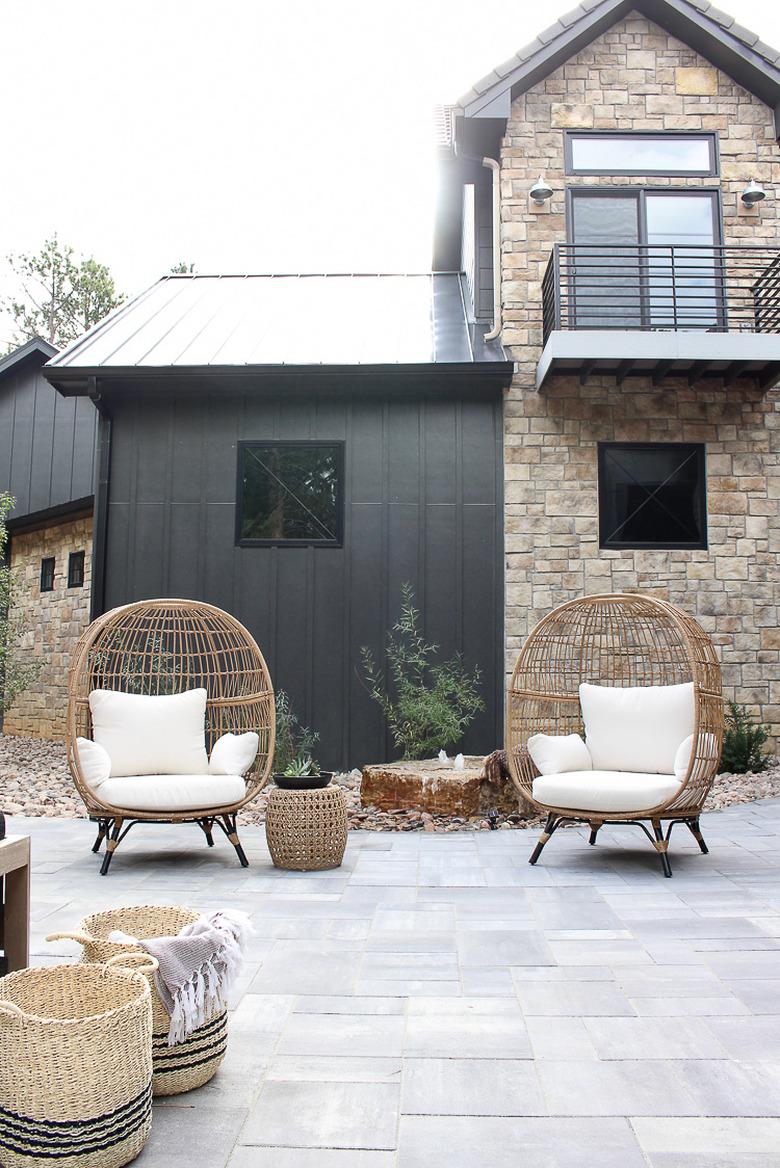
[1,732,779,833]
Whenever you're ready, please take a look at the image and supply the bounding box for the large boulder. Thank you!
[361,754,519,817]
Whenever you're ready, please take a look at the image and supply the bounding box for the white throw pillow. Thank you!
[209,732,259,776]
[673,732,720,782]
[579,681,695,775]
[75,736,112,791]
[89,688,209,778]
[527,733,592,775]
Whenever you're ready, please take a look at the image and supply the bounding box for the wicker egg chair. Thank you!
[507,593,724,877]
[66,598,275,874]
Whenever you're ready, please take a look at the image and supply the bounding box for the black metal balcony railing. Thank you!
[541,244,780,345]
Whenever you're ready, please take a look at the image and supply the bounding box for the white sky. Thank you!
[1,0,780,341]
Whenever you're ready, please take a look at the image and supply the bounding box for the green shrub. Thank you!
[360,583,484,760]
[273,690,320,775]
[720,700,771,774]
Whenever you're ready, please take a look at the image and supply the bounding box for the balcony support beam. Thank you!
[615,360,636,386]
[687,361,715,387]
[652,360,676,386]
[579,360,597,386]
[723,361,752,387]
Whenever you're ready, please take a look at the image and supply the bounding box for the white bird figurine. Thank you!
[454,753,465,770]
[437,749,448,763]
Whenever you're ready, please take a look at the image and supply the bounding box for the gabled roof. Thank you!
[0,336,57,379]
[44,273,512,393]
[453,0,780,131]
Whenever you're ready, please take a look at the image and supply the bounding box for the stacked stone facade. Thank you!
[3,515,93,739]
[499,12,780,743]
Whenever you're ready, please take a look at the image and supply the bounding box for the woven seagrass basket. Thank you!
[265,784,348,870]
[48,905,228,1097]
[0,955,155,1168]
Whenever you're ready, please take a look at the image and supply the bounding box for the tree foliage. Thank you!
[720,700,771,775]
[170,261,197,274]
[0,493,40,713]
[361,583,484,760]
[4,236,125,348]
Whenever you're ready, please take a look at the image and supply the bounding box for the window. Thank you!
[237,441,344,546]
[67,550,85,588]
[598,443,707,550]
[568,189,722,329]
[40,557,55,592]
[565,133,718,176]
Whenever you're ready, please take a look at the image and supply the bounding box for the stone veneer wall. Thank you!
[3,515,93,739]
[500,12,780,742]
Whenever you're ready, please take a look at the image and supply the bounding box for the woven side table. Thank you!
[265,785,348,871]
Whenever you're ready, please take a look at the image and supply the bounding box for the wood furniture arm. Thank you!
[0,835,31,972]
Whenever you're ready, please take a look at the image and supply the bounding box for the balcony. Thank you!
[538,244,780,390]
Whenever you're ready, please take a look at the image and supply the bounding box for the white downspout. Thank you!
[481,156,501,342]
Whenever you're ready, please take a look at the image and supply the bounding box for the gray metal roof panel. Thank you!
[47,274,510,373]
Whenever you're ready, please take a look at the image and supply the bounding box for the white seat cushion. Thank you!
[533,770,680,814]
[90,688,209,778]
[97,773,246,812]
[579,682,694,774]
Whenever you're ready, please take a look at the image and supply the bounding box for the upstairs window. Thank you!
[565,133,718,177]
[40,557,55,592]
[598,442,707,550]
[237,441,344,547]
[67,550,85,588]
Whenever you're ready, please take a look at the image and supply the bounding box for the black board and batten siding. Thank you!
[103,386,504,771]
[0,353,96,521]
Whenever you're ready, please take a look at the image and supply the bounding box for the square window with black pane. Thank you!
[237,441,344,547]
[598,442,707,550]
[40,557,55,592]
[67,550,85,588]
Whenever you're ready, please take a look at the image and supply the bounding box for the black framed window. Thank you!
[565,132,718,176]
[67,550,85,588]
[237,441,344,547]
[40,557,55,592]
[598,442,707,550]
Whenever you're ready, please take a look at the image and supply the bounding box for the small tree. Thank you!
[170,261,196,274]
[361,583,484,760]
[4,235,125,348]
[272,690,320,774]
[720,701,771,775]
[0,493,40,713]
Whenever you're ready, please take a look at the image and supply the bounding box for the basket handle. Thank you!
[45,931,92,946]
[104,952,159,975]
[0,1001,24,1021]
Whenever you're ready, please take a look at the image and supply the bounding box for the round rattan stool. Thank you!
[265,785,348,871]
[48,905,228,1097]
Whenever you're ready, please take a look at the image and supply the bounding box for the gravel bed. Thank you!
[1,733,778,833]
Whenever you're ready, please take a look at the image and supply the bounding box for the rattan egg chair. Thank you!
[66,598,275,874]
[507,593,724,877]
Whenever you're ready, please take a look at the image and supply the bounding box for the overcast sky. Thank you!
[1,0,779,339]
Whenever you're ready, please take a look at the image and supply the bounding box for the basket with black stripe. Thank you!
[49,905,229,1097]
[0,955,155,1168]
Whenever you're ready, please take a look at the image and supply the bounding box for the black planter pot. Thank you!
[272,772,333,791]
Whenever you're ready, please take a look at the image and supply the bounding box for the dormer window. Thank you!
[565,133,718,177]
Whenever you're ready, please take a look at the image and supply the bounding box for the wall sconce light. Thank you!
[741,178,766,207]
[530,175,554,205]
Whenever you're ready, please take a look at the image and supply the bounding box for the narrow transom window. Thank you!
[565,133,718,176]
[67,550,85,588]
[237,441,344,546]
[40,557,55,592]
[598,443,707,550]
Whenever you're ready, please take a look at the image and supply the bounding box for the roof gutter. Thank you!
[455,145,502,342]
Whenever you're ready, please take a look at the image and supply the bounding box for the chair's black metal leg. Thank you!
[100,818,124,875]
[220,814,249,867]
[92,818,110,854]
[651,819,673,878]
[589,819,603,846]
[196,818,215,847]
[687,816,708,854]
[529,813,560,865]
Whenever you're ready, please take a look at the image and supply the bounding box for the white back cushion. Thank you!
[209,732,259,776]
[579,682,695,775]
[89,688,209,778]
[527,733,592,775]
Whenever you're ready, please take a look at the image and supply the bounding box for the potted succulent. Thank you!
[273,754,333,791]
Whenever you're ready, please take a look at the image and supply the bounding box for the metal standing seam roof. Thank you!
[45,273,510,376]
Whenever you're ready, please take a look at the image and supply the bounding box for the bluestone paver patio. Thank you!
[15,797,780,1167]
